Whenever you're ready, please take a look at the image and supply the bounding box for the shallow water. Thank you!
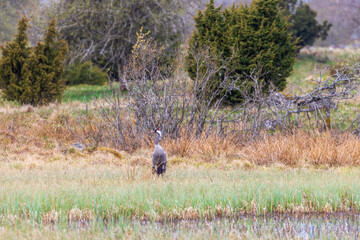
[125,213,360,239]
[12,213,360,239]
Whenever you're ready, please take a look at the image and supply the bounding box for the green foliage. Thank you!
[31,19,69,105]
[280,0,331,48]
[65,61,108,86]
[278,0,297,12]
[0,17,32,103]
[186,0,297,104]
[0,18,68,105]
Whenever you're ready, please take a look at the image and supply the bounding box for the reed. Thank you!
[0,165,360,225]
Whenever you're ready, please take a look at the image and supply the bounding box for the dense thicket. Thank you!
[48,0,188,85]
[65,61,107,86]
[0,18,68,105]
[186,0,297,104]
[279,0,331,48]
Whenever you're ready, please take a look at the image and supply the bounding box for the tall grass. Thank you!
[164,131,360,167]
[2,105,360,166]
[0,166,360,225]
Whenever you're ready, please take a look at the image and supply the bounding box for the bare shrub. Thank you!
[233,63,360,138]
[67,29,360,154]
[67,30,239,151]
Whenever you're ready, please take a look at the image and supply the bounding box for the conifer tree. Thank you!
[0,18,68,105]
[186,0,227,99]
[0,17,33,104]
[289,2,331,48]
[186,0,297,104]
[31,19,68,105]
[279,0,331,49]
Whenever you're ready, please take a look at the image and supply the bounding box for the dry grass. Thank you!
[241,131,360,166]
[165,131,360,167]
[2,101,360,168]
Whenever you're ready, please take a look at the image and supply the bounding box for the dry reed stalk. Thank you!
[242,132,308,166]
[163,131,241,162]
[164,130,196,157]
[162,130,360,167]
[195,133,240,158]
[242,131,360,166]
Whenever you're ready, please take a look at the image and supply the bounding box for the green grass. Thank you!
[62,84,113,102]
[286,49,358,93]
[0,84,113,105]
[286,55,331,93]
[1,165,360,221]
[0,164,359,238]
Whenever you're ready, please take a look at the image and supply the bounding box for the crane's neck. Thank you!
[155,133,160,145]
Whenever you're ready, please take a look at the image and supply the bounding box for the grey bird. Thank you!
[152,129,167,175]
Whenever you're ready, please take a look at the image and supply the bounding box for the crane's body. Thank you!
[152,130,167,175]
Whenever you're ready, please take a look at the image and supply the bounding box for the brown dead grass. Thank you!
[165,131,360,167]
[242,131,360,166]
[2,102,360,167]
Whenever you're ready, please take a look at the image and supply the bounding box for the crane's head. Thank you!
[154,129,162,137]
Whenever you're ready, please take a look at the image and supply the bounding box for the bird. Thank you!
[152,129,167,175]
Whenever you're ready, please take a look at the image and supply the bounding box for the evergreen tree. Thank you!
[0,17,33,104]
[278,0,297,13]
[186,0,297,104]
[31,19,68,105]
[279,0,331,48]
[186,0,227,99]
[0,18,68,105]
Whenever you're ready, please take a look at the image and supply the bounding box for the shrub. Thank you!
[30,19,68,105]
[186,0,297,104]
[65,61,107,86]
[0,17,32,104]
[0,18,68,105]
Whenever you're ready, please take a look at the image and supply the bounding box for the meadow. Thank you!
[1,47,360,239]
